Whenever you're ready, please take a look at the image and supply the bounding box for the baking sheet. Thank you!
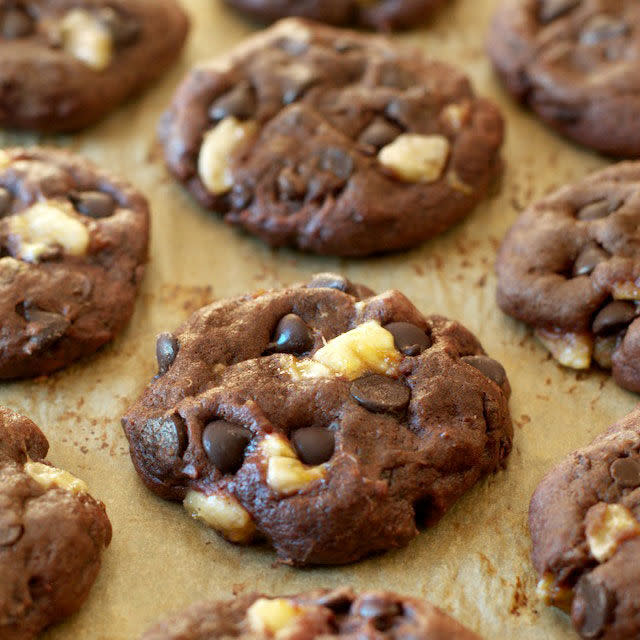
[0,0,636,637]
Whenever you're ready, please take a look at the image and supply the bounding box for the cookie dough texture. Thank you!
[0,147,150,379]
[0,407,112,640]
[141,588,481,639]
[159,18,504,256]
[496,162,640,392]
[488,0,640,157]
[530,406,640,640]
[122,274,513,566]
[0,0,189,132]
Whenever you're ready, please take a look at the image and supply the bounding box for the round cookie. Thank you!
[141,588,481,639]
[530,406,640,640]
[488,0,640,157]
[0,406,112,640]
[0,0,189,132]
[496,162,640,392]
[122,273,513,566]
[159,18,505,257]
[223,0,447,31]
[0,147,149,379]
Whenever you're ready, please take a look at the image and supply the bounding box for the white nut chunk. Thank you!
[378,134,450,183]
[198,117,257,195]
[24,461,89,494]
[535,328,593,370]
[60,9,114,71]
[585,502,640,563]
[262,434,325,495]
[183,490,256,543]
[442,102,471,132]
[612,281,640,301]
[247,598,305,636]
[8,201,90,263]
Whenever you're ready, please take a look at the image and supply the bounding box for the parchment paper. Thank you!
[0,0,636,637]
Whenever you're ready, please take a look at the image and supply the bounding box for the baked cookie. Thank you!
[141,588,480,639]
[159,18,504,257]
[0,0,188,132]
[496,162,640,392]
[530,406,640,640]
[223,0,447,31]
[0,147,149,379]
[122,273,513,566]
[488,0,640,157]
[0,407,112,640]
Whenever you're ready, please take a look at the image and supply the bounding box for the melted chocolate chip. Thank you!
[358,118,402,148]
[272,314,313,355]
[1,8,34,38]
[141,415,187,469]
[70,191,116,218]
[461,355,507,387]
[202,421,251,474]
[581,15,629,46]
[23,309,69,354]
[97,8,140,47]
[308,273,351,292]
[383,322,431,356]
[573,243,609,277]
[350,374,411,413]
[292,427,335,465]
[592,301,636,335]
[0,524,23,547]
[610,457,640,488]
[156,333,179,375]
[577,199,621,221]
[538,0,580,23]
[572,576,614,639]
[0,187,12,217]
[209,83,256,121]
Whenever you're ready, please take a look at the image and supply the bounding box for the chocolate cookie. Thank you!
[0,147,149,379]
[0,407,112,640]
[159,18,504,256]
[223,0,447,31]
[488,0,640,157]
[530,406,640,640]
[496,162,640,392]
[122,274,513,566]
[141,588,481,639]
[0,0,188,132]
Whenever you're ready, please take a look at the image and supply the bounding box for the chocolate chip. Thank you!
[97,8,140,47]
[610,457,640,488]
[292,427,335,465]
[354,595,402,630]
[156,333,179,375]
[581,15,629,46]
[23,309,69,354]
[0,187,12,217]
[572,576,614,639]
[308,273,351,292]
[592,301,636,335]
[358,118,402,148]
[578,198,621,221]
[272,314,313,355]
[538,0,580,23]
[277,167,306,200]
[70,191,116,218]
[140,414,187,469]
[350,374,411,413]
[461,355,507,386]
[202,421,251,474]
[318,148,353,181]
[1,8,34,38]
[209,83,256,121]
[383,322,431,356]
[573,243,609,277]
[0,524,23,547]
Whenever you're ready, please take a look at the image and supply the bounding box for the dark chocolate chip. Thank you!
[350,374,411,413]
[97,8,140,47]
[209,83,255,121]
[539,0,580,23]
[573,243,609,277]
[319,148,353,181]
[383,322,431,356]
[0,187,12,217]
[291,427,335,465]
[572,576,614,639]
[156,333,179,375]
[272,314,313,355]
[358,118,402,148]
[581,15,629,46]
[308,273,351,292]
[202,421,251,474]
[0,524,23,547]
[592,301,636,335]
[1,8,34,38]
[354,595,402,628]
[461,355,507,386]
[70,191,116,218]
[610,457,640,488]
[140,415,187,469]
[578,199,621,221]
[23,309,69,354]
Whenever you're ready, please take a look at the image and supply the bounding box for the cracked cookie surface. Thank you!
[122,274,513,566]
[0,147,149,379]
[159,18,504,256]
[0,406,112,640]
[488,0,640,157]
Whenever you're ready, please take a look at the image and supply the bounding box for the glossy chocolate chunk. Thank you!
[140,414,187,469]
[538,0,581,23]
[592,301,636,335]
[461,355,507,387]
[354,595,402,626]
[610,457,640,488]
[0,187,11,216]
[1,8,34,39]
[291,427,335,465]
[350,374,410,413]
[573,243,609,277]
[209,83,256,121]
[308,273,351,292]
[384,322,431,356]
[358,118,402,148]
[572,576,614,639]
[70,191,116,218]
[23,309,69,353]
[202,421,251,474]
[272,314,313,355]
[156,333,179,375]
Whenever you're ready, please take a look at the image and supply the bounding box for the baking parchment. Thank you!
[0,0,636,638]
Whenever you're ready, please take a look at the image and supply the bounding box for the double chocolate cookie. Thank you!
[488,0,640,157]
[223,0,447,31]
[530,406,640,639]
[0,407,112,640]
[141,588,480,639]
[0,147,149,379]
[159,18,504,256]
[122,274,513,566]
[0,0,188,132]
[496,162,640,392]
